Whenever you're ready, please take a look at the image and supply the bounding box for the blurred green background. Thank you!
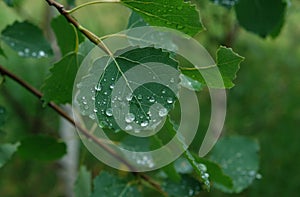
[0,0,299,196]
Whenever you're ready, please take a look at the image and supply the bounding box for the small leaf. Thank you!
[162,174,202,197]
[76,47,179,131]
[51,15,83,56]
[1,21,53,58]
[0,142,20,168]
[0,106,7,127]
[91,171,142,197]
[209,136,260,193]
[18,135,66,161]
[74,166,91,197]
[235,0,287,37]
[209,0,239,8]
[121,0,204,36]
[42,53,80,104]
[181,46,244,89]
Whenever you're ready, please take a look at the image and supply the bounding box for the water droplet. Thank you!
[167,97,173,104]
[256,173,262,179]
[38,50,46,57]
[89,114,95,120]
[125,125,133,130]
[93,109,98,113]
[248,170,256,177]
[10,42,15,46]
[32,52,37,57]
[159,108,168,117]
[170,77,175,83]
[149,96,155,103]
[24,48,30,53]
[125,113,135,123]
[18,51,24,56]
[197,163,207,172]
[126,94,133,101]
[109,84,114,89]
[137,94,142,100]
[103,78,107,82]
[141,120,149,127]
[94,84,101,91]
[103,91,108,95]
[111,77,115,81]
[162,89,166,94]
[106,108,113,116]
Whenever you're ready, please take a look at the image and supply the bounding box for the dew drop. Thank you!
[106,108,113,116]
[137,94,142,100]
[162,89,166,94]
[18,51,24,56]
[126,94,133,101]
[125,125,133,131]
[170,77,175,83]
[24,48,30,53]
[159,108,168,117]
[38,50,46,57]
[125,113,135,123]
[167,97,173,104]
[109,84,114,89]
[103,92,108,95]
[141,120,149,127]
[94,84,101,91]
[89,114,95,120]
[149,96,155,103]
[32,52,37,57]
[93,109,98,113]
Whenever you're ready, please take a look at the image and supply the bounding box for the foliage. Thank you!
[0,0,295,196]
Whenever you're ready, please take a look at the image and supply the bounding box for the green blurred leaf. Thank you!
[18,135,66,161]
[91,171,142,197]
[1,21,53,58]
[42,52,80,104]
[181,46,244,89]
[51,15,82,56]
[0,106,7,127]
[235,0,287,37]
[67,0,76,7]
[74,166,91,197]
[162,174,202,197]
[76,47,179,131]
[0,142,19,168]
[121,0,204,36]
[209,136,260,193]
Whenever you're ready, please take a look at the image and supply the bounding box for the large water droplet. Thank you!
[106,108,113,116]
[159,108,168,117]
[125,113,135,123]
[38,50,46,57]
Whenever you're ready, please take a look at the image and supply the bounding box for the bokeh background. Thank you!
[0,0,299,196]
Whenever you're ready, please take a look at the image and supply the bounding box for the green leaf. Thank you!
[74,166,91,197]
[210,0,239,8]
[51,15,83,56]
[76,47,179,131]
[67,0,76,7]
[0,45,6,58]
[18,135,66,161]
[235,0,287,37]
[1,21,53,58]
[209,136,260,193]
[0,106,7,127]
[91,171,142,197]
[42,53,80,104]
[121,0,204,36]
[162,174,202,197]
[191,153,233,190]
[127,11,148,28]
[181,46,244,89]
[0,142,19,168]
